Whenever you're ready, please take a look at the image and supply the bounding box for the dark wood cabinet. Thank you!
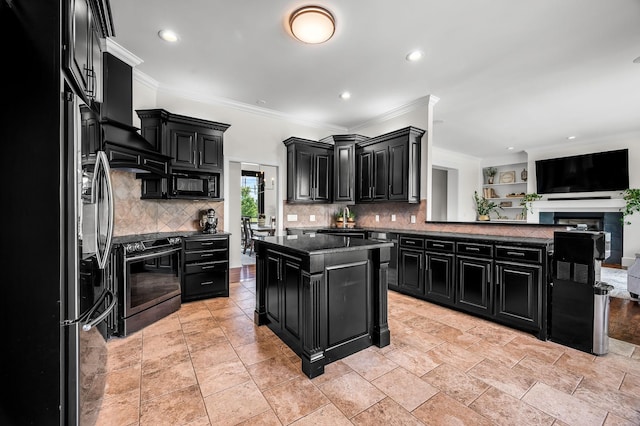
[324,134,369,203]
[356,127,424,203]
[399,248,424,295]
[283,138,333,203]
[182,234,229,302]
[137,109,229,174]
[264,250,303,339]
[64,0,113,105]
[457,255,493,316]
[495,262,541,328]
[425,252,456,305]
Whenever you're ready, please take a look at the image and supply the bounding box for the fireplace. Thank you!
[540,212,623,265]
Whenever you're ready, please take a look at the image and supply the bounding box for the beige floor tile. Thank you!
[342,347,399,381]
[522,382,608,426]
[234,340,285,366]
[572,378,640,424]
[189,340,239,370]
[513,355,583,394]
[196,359,252,397]
[204,380,271,426]
[310,360,354,386]
[318,371,386,418]
[141,329,188,363]
[141,347,191,376]
[177,304,213,324]
[466,339,525,368]
[211,305,247,321]
[140,359,198,402]
[139,384,207,426]
[372,367,439,411]
[469,386,555,426]
[603,412,640,426]
[505,335,566,364]
[238,409,283,425]
[93,389,141,426]
[262,377,329,424]
[351,397,425,425]
[141,312,183,337]
[554,352,626,390]
[429,323,483,348]
[595,351,640,377]
[609,338,637,358]
[412,392,493,426]
[247,356,303,391]
[467,359,537,399]
[466,322,519,345]
[391,326,444,352]
[426,342,485,372]
[384,346,440,377]
[421,363,489,406]
[289,403,352,426]
[620,372,640,396]
[183,324,227,352]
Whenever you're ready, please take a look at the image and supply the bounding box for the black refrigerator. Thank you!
[1,2,115,424]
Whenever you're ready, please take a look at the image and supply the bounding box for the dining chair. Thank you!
[241,217,253,255]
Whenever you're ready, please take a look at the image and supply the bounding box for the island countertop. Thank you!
[253,233,393,256]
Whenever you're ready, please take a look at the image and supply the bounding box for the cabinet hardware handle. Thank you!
[507,251,525,256]
[199,151,203,165]
[200,281,214,286]
[200,242,214,246]
[405,240,415,245]
[432,243,444,248]
[200,253,214,258]
[202,265,216,270]
[389,184,392,195]
[466,247,480,252]
[193,150,197,163]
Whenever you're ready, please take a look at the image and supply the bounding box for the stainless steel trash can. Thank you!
[593,281,614,355]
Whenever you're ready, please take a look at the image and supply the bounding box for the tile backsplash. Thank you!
[111,170,224,236]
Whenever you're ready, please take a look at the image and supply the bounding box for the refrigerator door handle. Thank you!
[94,151,114,269]
[61,288,115,330]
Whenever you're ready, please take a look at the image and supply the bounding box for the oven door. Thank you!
[123,247,182,318]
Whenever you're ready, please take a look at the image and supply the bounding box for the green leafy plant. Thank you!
[474,191,501,218]
[621,188,640,225]
[485,167,497,178]
[241,186,258,219]
[520,193,542,217]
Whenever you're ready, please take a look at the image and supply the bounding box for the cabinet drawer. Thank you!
[425,239,455,253]
[399,236,424,249]
[184,248,227,263]
[185,238,228,251]
[185,260,228,275]
[183,270,228,298]
[456,242,493,257]
[495,245,542,263]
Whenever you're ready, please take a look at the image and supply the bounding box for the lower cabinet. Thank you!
[456,256,493,316]
[265,250,303,339]
[494,261,541,329]
[394,234,550,340]
[182,234,229,301]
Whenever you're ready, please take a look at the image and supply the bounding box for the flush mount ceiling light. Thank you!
[339,91,351,100]
[567,135,577,140]
[289,6,335,44]
[158,29,179,43]
[406,50,423,62]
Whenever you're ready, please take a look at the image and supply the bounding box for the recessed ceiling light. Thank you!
[567,135,577,140]
[406,50,423,62]
[289,6,335,44]
[158,29,179,43]
[339,92,351,100]
[507,146,515,150]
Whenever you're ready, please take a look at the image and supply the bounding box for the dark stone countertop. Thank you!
[285,226,553,246]
[112,230,231,245]
[253,233,393,257]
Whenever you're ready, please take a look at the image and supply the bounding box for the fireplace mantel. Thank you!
[532,198,625,214]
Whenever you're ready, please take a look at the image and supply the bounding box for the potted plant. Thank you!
[621,188,640,225]
[520,193,542,218]
[347,210,356,228]
[485,167,498,184]
[334,210,345,227]
[474,191,500,221]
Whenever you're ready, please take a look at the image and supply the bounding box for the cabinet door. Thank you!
[265,254,281,326]
[457,256,493,316]
[295,149,314,202]
[169,124,198,170]
[198,132,223,171]
[495,262,541,328]
[334,142,355,202]
[388,140,407,201]
[425,252,455,305]
[314,152,332,202]
[282,258,302,339]
[357,150,373,202]
[372,146,389,200]
[399,248,424,295]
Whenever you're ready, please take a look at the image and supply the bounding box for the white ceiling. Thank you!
[108,0,640,158]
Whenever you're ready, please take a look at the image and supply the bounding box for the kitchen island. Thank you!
[253,234,393,378]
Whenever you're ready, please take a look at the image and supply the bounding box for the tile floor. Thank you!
[93,266,640,426]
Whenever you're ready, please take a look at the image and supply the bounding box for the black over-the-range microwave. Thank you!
[170,172,220,199]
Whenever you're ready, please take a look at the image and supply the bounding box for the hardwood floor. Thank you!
[91,267,640,425]
[610,297,640,346]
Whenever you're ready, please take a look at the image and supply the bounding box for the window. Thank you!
[241,170,264,220]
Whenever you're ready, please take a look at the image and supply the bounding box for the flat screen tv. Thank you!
[535,149,629,194]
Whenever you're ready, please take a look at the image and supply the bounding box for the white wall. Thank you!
[526,132,640,266]
[431,168,448,221]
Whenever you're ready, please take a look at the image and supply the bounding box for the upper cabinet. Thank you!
[356,127,424,204]
[321,134,369,203]
[136,109,230,174]
[283,138,333,203]
[64,0,114,105]
[481,162,528,222]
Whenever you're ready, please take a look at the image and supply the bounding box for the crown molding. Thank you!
[348,96,436,133]
[104,38,143,67]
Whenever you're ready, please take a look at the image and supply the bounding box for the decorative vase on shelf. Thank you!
[478,215,490,221]
[488,176,494,184]
[521,169,528,182]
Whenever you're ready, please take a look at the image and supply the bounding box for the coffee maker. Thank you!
[201,208,218,234]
